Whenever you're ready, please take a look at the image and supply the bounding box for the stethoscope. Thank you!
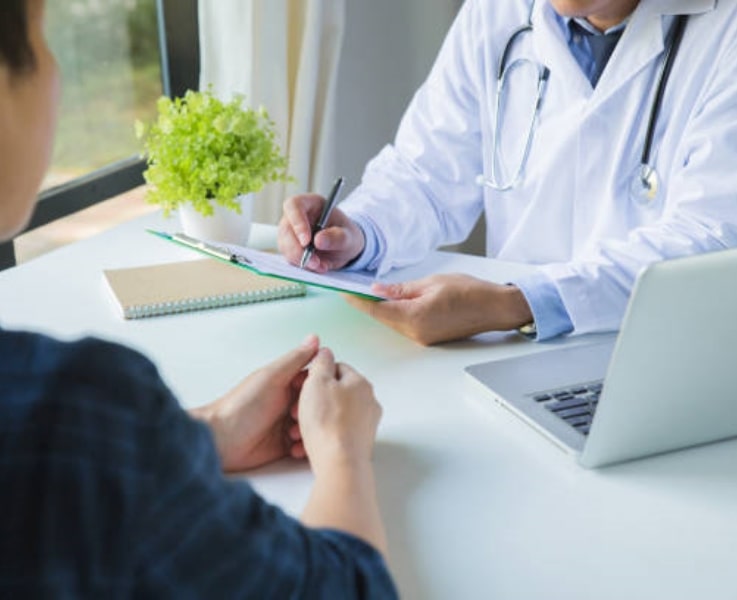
[477,9,688,205]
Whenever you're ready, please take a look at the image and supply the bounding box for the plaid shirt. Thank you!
[0,329,397,599]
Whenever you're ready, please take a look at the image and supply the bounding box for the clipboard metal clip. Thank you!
[171,232,252,265]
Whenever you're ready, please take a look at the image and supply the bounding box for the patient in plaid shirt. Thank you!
[0,1,397,598]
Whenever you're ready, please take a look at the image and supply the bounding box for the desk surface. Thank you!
[2,212,737,600]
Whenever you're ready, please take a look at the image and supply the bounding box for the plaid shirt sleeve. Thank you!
[0,331,397,599]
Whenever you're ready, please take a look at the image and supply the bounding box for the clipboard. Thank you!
[148,229,385,301]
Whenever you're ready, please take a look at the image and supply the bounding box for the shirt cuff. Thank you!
[313,528,399,598]
[343,214,382,272]
[511,270,574,341]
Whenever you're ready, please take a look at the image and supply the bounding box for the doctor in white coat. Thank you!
[278,0,737,344]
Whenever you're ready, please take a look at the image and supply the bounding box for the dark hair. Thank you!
[0,1,35,74]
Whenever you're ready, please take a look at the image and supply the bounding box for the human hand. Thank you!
[190,335,320,472]
[278,193,365,273]
[345,273,534,345]
[296,347,382,476]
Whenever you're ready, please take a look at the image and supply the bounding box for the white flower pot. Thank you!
[177,193,254,247]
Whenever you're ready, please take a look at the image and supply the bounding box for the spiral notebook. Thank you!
[103,258,306,319]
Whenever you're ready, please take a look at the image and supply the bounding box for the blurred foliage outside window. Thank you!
[43,0,162,190]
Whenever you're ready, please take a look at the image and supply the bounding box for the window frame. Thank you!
[0,0,200,270]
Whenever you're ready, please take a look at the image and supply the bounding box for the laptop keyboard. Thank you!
[530,381,603,436]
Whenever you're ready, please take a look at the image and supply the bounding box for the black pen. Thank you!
[300,176,345,269]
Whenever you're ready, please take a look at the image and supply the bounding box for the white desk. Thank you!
[2,212,737,600]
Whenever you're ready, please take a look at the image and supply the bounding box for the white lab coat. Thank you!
[341,0,737,335]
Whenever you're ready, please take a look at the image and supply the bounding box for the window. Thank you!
[1,0,199,269]
[43,0,162,191]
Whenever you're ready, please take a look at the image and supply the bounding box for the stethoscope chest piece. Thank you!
[629,163,660,206]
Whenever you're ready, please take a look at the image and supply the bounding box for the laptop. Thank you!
[465,248,737,468]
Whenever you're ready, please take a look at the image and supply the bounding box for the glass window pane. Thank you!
[43,0,162,190]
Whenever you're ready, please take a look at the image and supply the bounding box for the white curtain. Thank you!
[198,0,346,224]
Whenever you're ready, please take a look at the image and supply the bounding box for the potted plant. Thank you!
[136,88,290,246]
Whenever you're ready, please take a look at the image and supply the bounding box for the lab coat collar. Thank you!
[533,0,715,109]
[635,0,715,18]
[531,3,591,96]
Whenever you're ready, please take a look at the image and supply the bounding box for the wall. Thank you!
[335,0,460,187]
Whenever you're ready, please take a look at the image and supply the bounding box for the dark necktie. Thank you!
[570,21,624,87]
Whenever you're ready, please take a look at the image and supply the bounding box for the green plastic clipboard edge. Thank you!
[146,228,384,302]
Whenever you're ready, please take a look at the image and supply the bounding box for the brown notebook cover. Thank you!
[103,258,306,319]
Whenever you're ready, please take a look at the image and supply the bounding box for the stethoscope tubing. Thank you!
[640,14,688,167]
[483,7,688,200]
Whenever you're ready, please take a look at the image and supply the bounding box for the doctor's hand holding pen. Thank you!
[278,186,365,274]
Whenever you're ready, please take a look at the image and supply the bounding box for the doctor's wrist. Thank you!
[340,216,373,270]
[342,219,367,268]
[501,284,534,332]
[464,278,533,336]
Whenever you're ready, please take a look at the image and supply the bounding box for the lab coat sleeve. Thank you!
[539,40,737,335]
[340,0,488,275]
